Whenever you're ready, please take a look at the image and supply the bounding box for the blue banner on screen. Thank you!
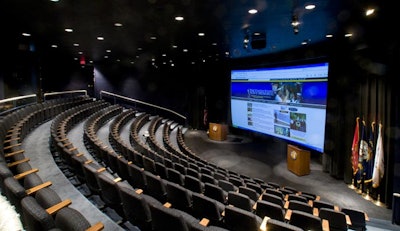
[230,62,329,153]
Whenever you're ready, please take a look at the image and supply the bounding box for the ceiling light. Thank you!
[175,16,184,21]
[51,44,58,48]
[345,33,353,37]
[97,36,104,40]
[150,36,157,40]
[114,22,123,27]
[198,32,205,36]
[73,43,79,47]
[305,4,315,10]
[248,9,258,14]
[22,33,31,37]
[326,34,333,38]
[365,9,375,16]
[65,28,73,32]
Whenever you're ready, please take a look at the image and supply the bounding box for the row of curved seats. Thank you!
[40,97,368,230]
[129,110,370,231]
[0,96,104,231]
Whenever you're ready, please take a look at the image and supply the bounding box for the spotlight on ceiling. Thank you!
[291,14,300,34]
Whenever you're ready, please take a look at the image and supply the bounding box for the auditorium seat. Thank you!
[238,186,260,202]
[255,200,286,222]
[144,171,168,203]
[265,218,303,231]
[261,192,285,208]
[224,205,262,231]
[287,194,308,203]
[218,179,238,193]
[227,191,254,212]
[118,185,160,231]
[184,174,205,194]
[191,192,225,227]
[128,163,148,190]
[288,210,323,231]
[166,181,193,214]
[20,196,104,231]
[287,200,314,214]
[319,207,348,231]
[167,167,185,186]
[204,182,228,204]
[341,207,367,231]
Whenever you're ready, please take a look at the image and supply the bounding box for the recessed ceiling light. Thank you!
[65,28,73,32]
[326,34,333,38]
[365,9,375,16]
[22,33,31,37]
[345,33,353,37]
[198,32,205,36]
[150,36,157,40]
[183,49,188,52]
[106,50,111,53]
[175,16,184,21]
[73,43,79,47]
[305,4,315,10]
[97,36,104,40]
[114,22,123,27]
[248,9,258,14]
[51,44,58,48]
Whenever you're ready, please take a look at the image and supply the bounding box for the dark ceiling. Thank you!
[1,0,384,68]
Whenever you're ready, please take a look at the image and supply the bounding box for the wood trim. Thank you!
[26,181,52,195]
[322,219,330,231]
[14,168,39,180]
[86,222,104,231]
[7,158,30,167]
[4,143,22,150]
[4,149,24,158]
[96,167,106,173]
[199,218,210,226]
[46,199,72,215]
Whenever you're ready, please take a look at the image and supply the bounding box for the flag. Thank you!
[372,123,385,188]
[351,117,360,176]
[364,122,375,183]
[358,120,368,187]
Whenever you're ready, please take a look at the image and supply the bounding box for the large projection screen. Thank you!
[230,62,329,153]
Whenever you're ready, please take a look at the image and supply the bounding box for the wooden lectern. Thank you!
[209,123,228,141]
[287,144,310,176]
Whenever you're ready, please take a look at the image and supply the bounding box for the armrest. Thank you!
[322,219,330,231]
[14,168,39,180]
[199,218,210,226]
[4,149,24,158]
[26,181,52,195]
[46,199,72,215]
[86,222,104,231]
[7,157,30,168]
[4,143,22,150]
[260,216,270,231]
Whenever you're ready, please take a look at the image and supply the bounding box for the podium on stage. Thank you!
[209,123,228,141]
[287,144,310,176]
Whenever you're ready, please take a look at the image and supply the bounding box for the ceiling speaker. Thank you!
[251,32,266,49]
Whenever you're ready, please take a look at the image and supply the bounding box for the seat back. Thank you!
[166,182,192,213]
[227,191,253,212]
[224,205,262,231]
[255,200,285,221]
[238,186,260,202]
[118,184,161,231]
[144,171,168,203]
[191,192,224,226]
[289,210,323,231]
[20,196,56,231]
[261,192,285,207]
[319,207,348,231]
[204,182,227,204]
[288,200,313,214]
[149,203,190,231]
[341,207,366,231]
[184,174,204,193]
[266,218,304,231]
[218,179,238,193]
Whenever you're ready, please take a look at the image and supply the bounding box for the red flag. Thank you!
[372,123,384,188]
[351,117,360,176]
